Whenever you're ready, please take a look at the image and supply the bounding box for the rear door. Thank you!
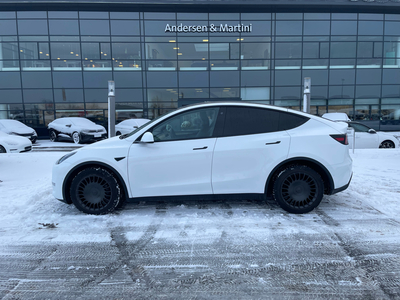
[212,106,292,194]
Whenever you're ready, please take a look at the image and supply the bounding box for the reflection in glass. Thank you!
[83,60,112,71]
[210,60,238,70]
[21,60,51,71]
[210,88,239,98]
[51,43,81,59]
[147,60,176,71]
[241,43,270,59]
[178,43,208,60]
[275,60,301,69]
[113,43,141,59]
[113,60,141,70]
[52,60,82,71]
[241,60,269,70]
[178,88,210,98]
[275,43,301,59]
[178,60,208,71]
[0,60,20,71]
[0,42,19,60]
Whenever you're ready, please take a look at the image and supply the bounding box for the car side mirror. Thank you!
[140,132,154,143]
[66,124,71,128]
[368,129,377,134]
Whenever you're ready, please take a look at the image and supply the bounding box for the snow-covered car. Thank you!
[115,118,151,135]
[0,130,32,153]
[48,117,107,144]
[0,119,37,143]
[345,122,399,149]
[322,112,351,122]
[52,102,353,215]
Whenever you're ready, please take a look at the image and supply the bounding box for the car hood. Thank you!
[7,128,34,135]
[0,135,31,145]
[79,136,125,150]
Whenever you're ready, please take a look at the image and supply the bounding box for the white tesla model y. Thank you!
[52,102,352,215]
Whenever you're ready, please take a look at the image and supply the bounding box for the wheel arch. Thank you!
[380,139,396,148]
[62,161,129,204]
[264,157,335,197]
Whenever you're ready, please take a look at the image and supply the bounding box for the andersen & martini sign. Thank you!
[165,23,252,33]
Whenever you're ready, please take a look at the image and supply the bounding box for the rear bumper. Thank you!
[331,173,352,195]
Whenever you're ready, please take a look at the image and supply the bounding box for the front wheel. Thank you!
[379,140,395,148]
[273,165,324,214]
[49,130,57,142]
[0,145,6,153]
[72,131,81,144]
[116,131,121,136]
[70,167,121,214]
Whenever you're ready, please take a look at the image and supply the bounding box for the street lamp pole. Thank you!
[108,80,115,138]
[303,77,311,113]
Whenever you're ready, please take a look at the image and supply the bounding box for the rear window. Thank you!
[222,106,308,137]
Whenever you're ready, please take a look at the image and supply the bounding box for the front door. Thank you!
[128,106,220,198]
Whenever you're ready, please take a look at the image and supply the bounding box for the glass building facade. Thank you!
[1,6,400,136]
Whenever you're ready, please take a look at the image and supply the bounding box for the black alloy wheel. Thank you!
[49,130,57,142]
[0,145,6,153]
[273,165,324,214]
[70,167,121,214]
[379,140,395,148]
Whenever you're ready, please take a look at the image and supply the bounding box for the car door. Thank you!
[212,106,292,195]
[128,107,220,198]
[350,123,379,148]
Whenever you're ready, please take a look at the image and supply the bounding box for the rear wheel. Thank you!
[70,167,121,215]
[0,145,6,153]
[273,165,324,214]
[49,130,57,142]
[379,140,395,148]
[116,131,121,136]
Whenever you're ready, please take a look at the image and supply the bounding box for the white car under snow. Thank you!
[345,122,399,149]
[48,117,107,144]
[0,130,32,153]
[0,119,37,143]
[115,119,151,135]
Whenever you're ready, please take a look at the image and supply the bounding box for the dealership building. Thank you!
[1,0,400,137]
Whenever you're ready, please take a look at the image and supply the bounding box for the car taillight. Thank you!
[330,134,348,145]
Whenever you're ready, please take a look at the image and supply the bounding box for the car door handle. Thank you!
[193,146,208,150]
[265,141,281,145]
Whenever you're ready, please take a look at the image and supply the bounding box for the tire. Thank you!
[70,167,121,215]
[0,145,6,153]
[49,130,57,142]
[379,140,395,148]
[273,165,324,214]
[72,131,81,144]
[31,137,37,144]
[116,131,121,136]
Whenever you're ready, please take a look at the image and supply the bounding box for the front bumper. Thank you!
[80,133,107,143]
[52,160,73,203]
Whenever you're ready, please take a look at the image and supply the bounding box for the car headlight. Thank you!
[33,130,37,136]
[56,151,77,165]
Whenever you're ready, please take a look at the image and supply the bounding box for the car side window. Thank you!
[151,107,219,142]
[349,123,369,132]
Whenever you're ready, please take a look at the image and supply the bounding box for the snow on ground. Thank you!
[0,148,399,245]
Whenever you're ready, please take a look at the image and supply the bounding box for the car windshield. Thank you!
[119,116,160,139]
[69,118,95,127]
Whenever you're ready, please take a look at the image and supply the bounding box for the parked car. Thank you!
[52,102,352,215]
[0,119,37,143]
[0,130,32,153]
[322,112,351,122]
[345,121,399,149]
[115,118,151,135]
[48,117,107,144]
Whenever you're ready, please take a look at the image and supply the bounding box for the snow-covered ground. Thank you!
[1,149,400,298]
[0,149,399,243]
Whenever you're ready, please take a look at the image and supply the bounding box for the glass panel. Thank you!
[0,72,21,88]
[52,60,81,71]
[331,21,357,35]
[110,20,140,35]
[356,85,381,98]
[147,60,176,71]
[0,12,16,19]
[331,42,356,58]
[178,60,208,71]
[0,60,20,71]
[241,60,270,70]
[304,13,330,20]
[210,88,239,98]
[147,71,177,88]
[241,87,270,100]
[48,11,78,18]
[241,21,271,36]
[113,43,141,59]
[178,43,208,60]
[84,89,108,102]
[356,69,382,84]
[1,42,19,60]
[21,72,52,88]
[83,72,113,88]
[359,14,383,20]
[276,13,303,20]
[356,58,382,67]
[20,60,51,71]
[147,89,178,118]
[383,69,400,84]
[329,69,356,85]
[145,21,176,35]
[303,21,330,35]
[113,60,141,71]
[302,59,329,69]
[241,13,271,20]
[275,43,301,59]
[52,72,83,88]
[275,60,301,69]
[179,71,208,87]
[331,13,357,20]
[110,12,139,19]
[51,43,81,59]
[274,99,300,109]
[18,20,48,35]
[276,21,302,35]
[274,87,301,100]
[113,72,142,88]
[384,22,400,35]
[80,20,110,35]
[49,20,79,35]
[178,88,210,98]
[79,12,109,19]
[275,70,301,86]
[17,11,47,19]
[382,85,400,97]
[302,70,328,85]
[241,43,270,59]
[358,21,384,35]
[82,43,100,59]
[83,60,112,71]
[210,70,239,85]
[54,89,84,102]
[0,20,17,35]
[241,70,270,86]
[209,43,239,60]
[144,13,175,19]
[330,59,355,68]
[329,86,355,98]
[22,89,53,103]
[380,104,400,130]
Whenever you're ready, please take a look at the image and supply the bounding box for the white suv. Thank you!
[52,102,352,215]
